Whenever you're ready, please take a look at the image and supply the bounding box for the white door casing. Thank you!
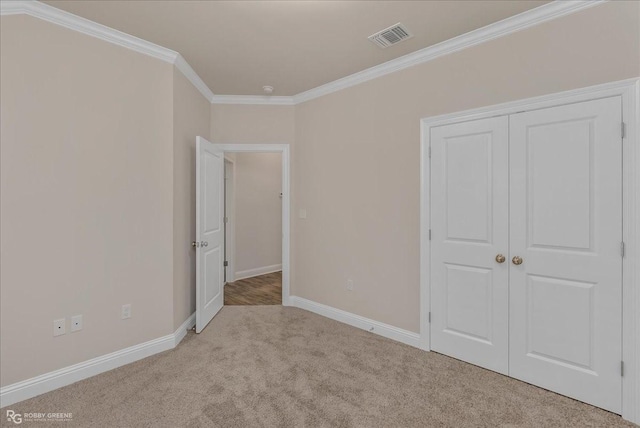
[196,136,225,333]
[430,116,510,374]
[214,144,291,305]
[508,97,623,413]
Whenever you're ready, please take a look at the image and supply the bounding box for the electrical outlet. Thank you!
[53,318,66,337]
[121,304,132,319]
[346,279,354,291]
[71,315,83,332]
[298,209,307,219]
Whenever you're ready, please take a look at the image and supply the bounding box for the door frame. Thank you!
[420,78,640,424]
[214,143,291,305]
[223,156,236,284]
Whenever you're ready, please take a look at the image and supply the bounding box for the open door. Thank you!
[196,137,224,333]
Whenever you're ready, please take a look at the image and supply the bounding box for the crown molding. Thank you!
[0,1,177,63]
[0,0,215,103]
[292,0,607,104]
[211,95,295,106]
[1,0,608,106]
[174,54,215,103]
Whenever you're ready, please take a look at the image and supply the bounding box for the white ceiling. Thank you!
[43,1,549,96]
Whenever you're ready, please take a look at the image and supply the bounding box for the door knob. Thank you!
[192,241,199,248]
[512,256,523,265]
[495,254,506,263]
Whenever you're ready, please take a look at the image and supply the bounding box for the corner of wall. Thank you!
[172,67,212,331]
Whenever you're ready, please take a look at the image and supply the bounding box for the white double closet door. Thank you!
[430,97,623,413]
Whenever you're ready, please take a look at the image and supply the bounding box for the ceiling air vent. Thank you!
[368,23,413,48]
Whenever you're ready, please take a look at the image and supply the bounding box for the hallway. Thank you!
[224,271,282,305]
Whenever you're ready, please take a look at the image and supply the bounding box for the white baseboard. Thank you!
[0,313,196,408]
[288,296,422,349]
[235,264,282,281]
[174,312,196,347]
[0,301,418,407]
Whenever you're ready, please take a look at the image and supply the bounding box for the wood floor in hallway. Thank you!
[224,271,282,305]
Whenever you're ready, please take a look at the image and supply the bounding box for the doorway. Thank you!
[224,152,283,306]
[195,142,291,333]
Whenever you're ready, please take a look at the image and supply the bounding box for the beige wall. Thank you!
[234,153,282,276]
[210,104,295,145]
[172,71,211,330]
[0,15,175,386]
[293,1,640,332]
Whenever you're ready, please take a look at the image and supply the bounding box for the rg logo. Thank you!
[6,410,22,424]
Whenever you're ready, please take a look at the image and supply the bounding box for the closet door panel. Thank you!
[430,116,509,374]
[508,97,623,413]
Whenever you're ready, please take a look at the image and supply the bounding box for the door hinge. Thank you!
[621,361,624,377]
[621,242,625,258]
[429,229,432,240]
[428,147,431,158]
[621,122,626,139]
[224,261,228,267]
[224,217,228,224]
[428,312,431,323]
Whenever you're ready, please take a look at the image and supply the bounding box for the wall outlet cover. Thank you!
[53,318,66,337]
[70,315,83,332]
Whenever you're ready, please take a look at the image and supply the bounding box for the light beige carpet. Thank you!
[1,306,633,427]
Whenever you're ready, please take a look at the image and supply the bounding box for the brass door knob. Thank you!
[512,256,523,265]
[495,254,506,263]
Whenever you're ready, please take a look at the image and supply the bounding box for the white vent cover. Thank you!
[368,23,413,48]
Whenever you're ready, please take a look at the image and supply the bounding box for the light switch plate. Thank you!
[299,209,307,219]
[121,304,132,319]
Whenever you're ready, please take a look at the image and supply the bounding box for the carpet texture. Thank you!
[1,306,633,427]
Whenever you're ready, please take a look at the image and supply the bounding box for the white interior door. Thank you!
[196,136,224,333]
[509,97,623,413]
[430,116,510,374]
